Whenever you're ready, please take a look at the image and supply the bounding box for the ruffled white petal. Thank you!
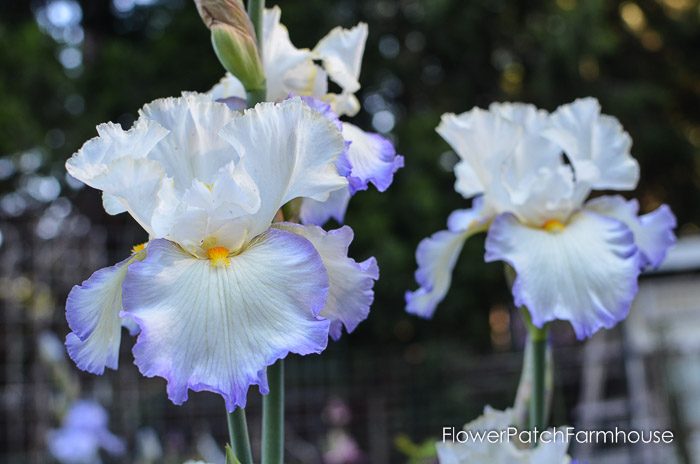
[313,23,368,94]
[123,232,331,411]
[585,195,677,269]
[544,97,639,190]
[275,223,378,339]
[219,98,347,240]
[485,211,640,339]
[138,94,240,190]
[65,256,134,375]
[65,119,168,187]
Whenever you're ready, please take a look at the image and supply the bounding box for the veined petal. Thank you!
[299,187,351,226]
[406,208,488,318]
[585,195,677,269]
[544,97,639,190]
[123,232,331,412]
[485,211,640,339]
[219,98,348,238]
[342,122,404,194]
[65,253,140,375]
[313,23,368,94]
[275,223,378,340]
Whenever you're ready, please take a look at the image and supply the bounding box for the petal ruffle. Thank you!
[219,98,348,239]
[123,232,331,411]
[585,195,677,269]
[65,256,135,375]
[313,23,368,95]
[544,97,639,191]
[275,223,378,340]
[405,206,488,318]
[485,211,640,339]
[342,122,404,194]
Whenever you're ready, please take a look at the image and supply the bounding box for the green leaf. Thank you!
[226,444,242,464]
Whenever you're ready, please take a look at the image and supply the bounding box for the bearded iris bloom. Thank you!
[209,6,403,226]
[437,406,571,464]
[406,98,676,339]
[64,95,378,411]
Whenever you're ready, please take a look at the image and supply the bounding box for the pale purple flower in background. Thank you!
[437,406,571,464]
[406,98,676,339]
[47,400,124,464]
[209,6,403,226]
[64,95,378,411]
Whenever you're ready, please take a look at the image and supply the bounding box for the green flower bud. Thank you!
[195,0,265,94]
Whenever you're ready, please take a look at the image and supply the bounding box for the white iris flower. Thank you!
[64,95,378,411]
[406,98,676,339]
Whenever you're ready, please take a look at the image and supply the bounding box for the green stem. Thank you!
[227,408,254,464]
[262,359,284,464]
[247,0,264,52]
[527,322,548,437]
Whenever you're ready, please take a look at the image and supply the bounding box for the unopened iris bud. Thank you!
[195,0,265,95]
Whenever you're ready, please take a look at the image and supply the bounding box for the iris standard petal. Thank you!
[342,122,404,194]
[313,23,368,95]
[544,97,639,191]
[436,109,521,200]
[123,231,331,412]
[275,223,378,340]
[219,98,348,238]
[406,206,489,318]
[585,195,677,269]
[65,119,168,188]
[262,6,314,101]
[65,255,137,375]
[138,94,240,190]
[485,211,640,339]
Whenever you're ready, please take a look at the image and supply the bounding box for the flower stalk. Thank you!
[227,409,254,464]
[262,359,285,464]
[525,315,548,439]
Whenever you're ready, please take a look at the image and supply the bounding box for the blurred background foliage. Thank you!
[0,0,699,460]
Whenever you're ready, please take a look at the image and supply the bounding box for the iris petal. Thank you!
[485,211,640,339]
[123,231,331,411]
[65,256,136,375]
[276,223,378,340]
[585,195,676,269]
